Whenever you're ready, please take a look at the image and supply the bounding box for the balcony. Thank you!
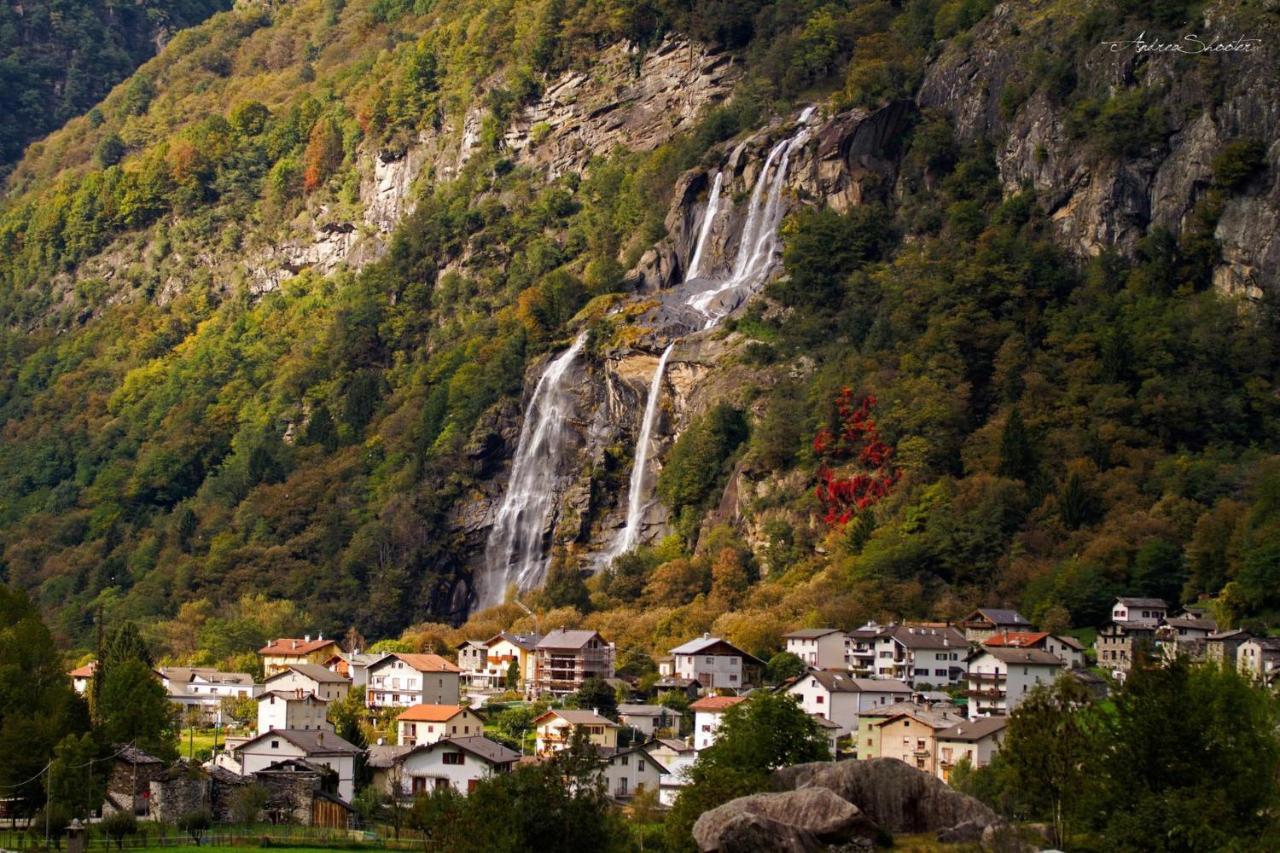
[968,671,1006,682]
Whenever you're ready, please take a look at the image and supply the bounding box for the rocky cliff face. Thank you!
[917,2,1280,297]
[448,103,914,605]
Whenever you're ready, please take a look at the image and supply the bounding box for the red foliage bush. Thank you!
[813,389,899,526]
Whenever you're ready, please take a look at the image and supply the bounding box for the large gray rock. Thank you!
[709,813,822,853]
[693,787,877,852]
[773,758,1000,835]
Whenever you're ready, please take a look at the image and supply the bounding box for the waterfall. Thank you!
[687,106,816,322]
[685,172,724,281]
[604,108,817,562]
[476,332,588,609]
[608,343,675,560]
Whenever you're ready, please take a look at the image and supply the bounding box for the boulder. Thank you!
[709,813,822,853]
[693,787,877,852]
[773,758,1000,835]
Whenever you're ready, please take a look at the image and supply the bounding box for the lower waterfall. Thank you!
[476,332,587,609]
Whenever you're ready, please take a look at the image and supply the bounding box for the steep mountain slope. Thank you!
[0,0,233,177]
[2,0,1280,658]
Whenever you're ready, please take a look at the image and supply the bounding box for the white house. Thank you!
[264,663,351,703]
[786,670,913,736]
[394,736,520,797]
[533,709,620,755]
[617,703,678,737]
[690,695,744,750]
[366,653,462,709]
[257,689,331,734]
[966,647,1064,715]
[982,632,1086,669]
[936,716,1008,782]
[396,704,486,746]
[160,667,257,724]
[647,738,696,807]
[600,744,667,801]
[669,635,763,691]
[1111,597,1168,623]
[874,625,968,687]
[783,628,847,669]
[233,729,360,802]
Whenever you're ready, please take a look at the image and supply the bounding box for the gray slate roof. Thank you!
[1116,597,1169,608]
[274,662,350,683]
[976,647,1064,666]
[783,628,844,639]
[420,736,520,765]
[937,716,1009,741]
[537,629,604,650]
[238,729,360,755]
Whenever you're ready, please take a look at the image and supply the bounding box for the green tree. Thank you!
[48,733,106,819]
[1100,660,1280,850]
[571,677,618,720]
[97,660,177,761]
[100,810,139,849]
[667,693,829,849]
[0,585,90,814]
[993,675,1098,847]
[763,651,807,685]
[997,408,1037,485]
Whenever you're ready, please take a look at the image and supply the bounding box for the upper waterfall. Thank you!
[476,332,588,609]
[604,107,817,562]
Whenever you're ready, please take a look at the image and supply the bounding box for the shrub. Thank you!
[1212,138,1266,190]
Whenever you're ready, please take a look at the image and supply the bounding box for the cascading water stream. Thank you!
[685,171,723,281]
[476,332,587,608]
[605,108,817,562]
[608,343,675,560]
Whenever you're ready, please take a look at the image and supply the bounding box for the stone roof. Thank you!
[366,744,412,768]
[618,704,668,717]
[412,736,520,766]
[371,652,462,673]
[237,729,360,756]
[273,663,350,683]
[974,647,1064,667]
[536,629,606,650]
[967,609,1031,627]
[783,628,844,640]
[162,667,255,685]
[535,709,619,727]
[937,716,1008,742]
[800,671,912,694]
[890,625,966,649]
[1116,597,1169,608]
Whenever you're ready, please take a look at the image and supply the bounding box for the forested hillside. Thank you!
[2,0,1280,665]
[0,0,233,176]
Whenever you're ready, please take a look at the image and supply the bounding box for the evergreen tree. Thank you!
[997,408,1037,484]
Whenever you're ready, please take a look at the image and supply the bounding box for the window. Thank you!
[729,673,738,682]
[815,695,824,704]
[935,669,946,677]
[412,777,427,794]
[443,752,464,765]
[639,760,646,772]
[270,740,279,749]
[620,755,629,766]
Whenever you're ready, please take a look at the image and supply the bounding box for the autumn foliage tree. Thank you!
[303,117,344,192]
[813,389,898,526]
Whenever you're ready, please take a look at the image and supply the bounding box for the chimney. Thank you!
[318,731,324,745]
[291,640,298,650]
[305,634,312,643]
[318,632,324,641]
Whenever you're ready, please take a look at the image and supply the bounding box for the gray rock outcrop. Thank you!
[693,788,877,852]
[773,758,1000,835]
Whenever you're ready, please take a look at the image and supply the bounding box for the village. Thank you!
[48,594,1261,833]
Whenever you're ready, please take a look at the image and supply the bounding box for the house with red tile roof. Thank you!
[396,704,485,746]
[259,636,343,676]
